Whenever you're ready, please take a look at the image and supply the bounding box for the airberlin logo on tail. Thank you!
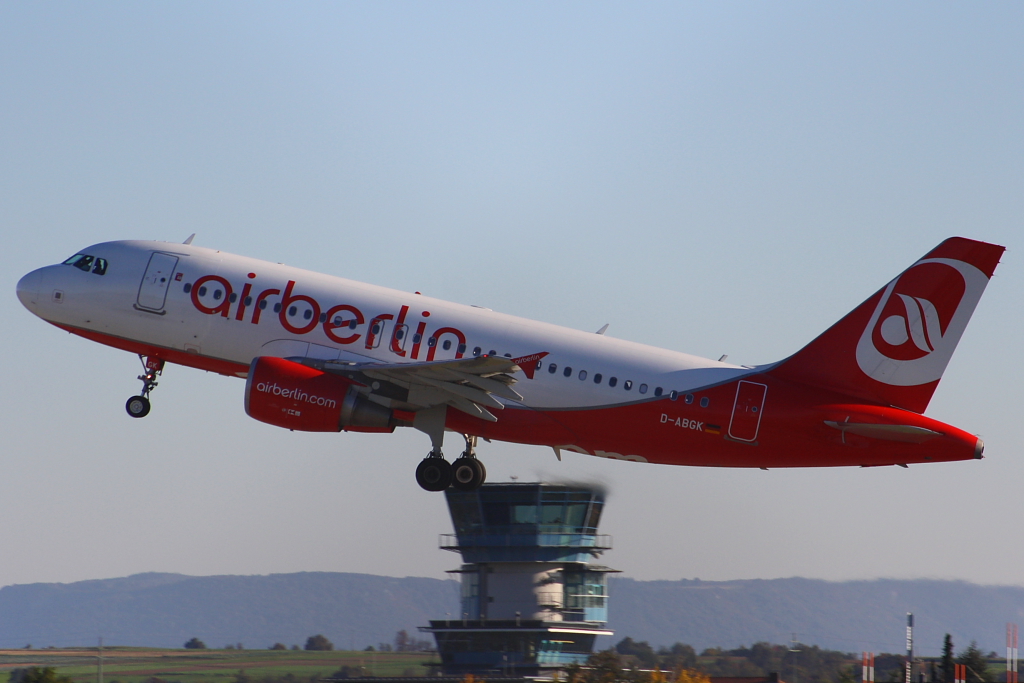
[855,258,989,387]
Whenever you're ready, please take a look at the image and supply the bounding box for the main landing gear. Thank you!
[126,355,164,419]
[415,434,487,492]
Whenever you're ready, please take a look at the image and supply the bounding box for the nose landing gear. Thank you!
[126,355,163,418]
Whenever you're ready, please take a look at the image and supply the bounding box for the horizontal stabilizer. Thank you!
[824,421,942,444]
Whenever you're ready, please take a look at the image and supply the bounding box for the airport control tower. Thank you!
[422,482,616,677]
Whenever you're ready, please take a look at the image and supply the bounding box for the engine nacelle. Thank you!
[244,356,396,432]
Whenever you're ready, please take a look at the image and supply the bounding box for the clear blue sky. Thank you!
[1,1,1022,613]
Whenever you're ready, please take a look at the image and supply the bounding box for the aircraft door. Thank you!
[137,252,179,311]
[727,380,767,442]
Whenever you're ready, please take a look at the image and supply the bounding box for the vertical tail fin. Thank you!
[768,237,1004,413]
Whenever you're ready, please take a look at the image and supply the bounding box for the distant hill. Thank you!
[0,572,459,651]
[607,577,1024,655]
[0,572,1022,656]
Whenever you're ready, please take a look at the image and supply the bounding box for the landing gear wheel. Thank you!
[125,395,151,418]
[127,355,163,418]
[416,457,452,492]
[451,457,486,491]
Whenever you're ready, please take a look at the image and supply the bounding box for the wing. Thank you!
[292,354,535,422]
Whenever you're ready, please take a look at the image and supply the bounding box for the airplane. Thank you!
[16,236,1004,492]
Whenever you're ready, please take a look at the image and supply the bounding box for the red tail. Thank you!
[768,237,1004,413]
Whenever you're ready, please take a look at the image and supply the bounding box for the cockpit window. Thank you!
[64,254,93,271]
[63,254,107,275]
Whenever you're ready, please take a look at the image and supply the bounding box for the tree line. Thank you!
[182,629,433,653]
[562,636,1005,683]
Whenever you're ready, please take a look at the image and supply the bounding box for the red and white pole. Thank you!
[1008,623,1019,683]
[863,653,875,683]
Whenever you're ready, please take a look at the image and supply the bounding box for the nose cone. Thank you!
[16,269,42,311]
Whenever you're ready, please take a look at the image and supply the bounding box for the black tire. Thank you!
[415,458,452,492]
[451,457,486,491]
[125,395,151,418]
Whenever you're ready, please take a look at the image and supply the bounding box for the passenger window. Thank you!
[639,384,648,394]
[594,373,602,384]
[273,303,282,312]
[504,353,512,358]
[349,320,357,329]
[229,293,238,303]
[259,300,268,310]
[442,340,452,350]
[303,309,313,320]
[183,283,192,293]
[198,286,208,296]
[245,296,253,306]
[289,306,297,316]
[685,394,694,404]
[624,380,633,391]
[392,324,409,351]
[563,367,572,378]
[669,391,678,401]
[654,387,662,397]
[319,313,327,323]
[548,363,557,374]
[428,336,436,347]
[489,350,497,356]
[213,290,223,300]
[579,370,587,381]
[413,333,422,344]
[700,397,710,408]
[92,258,108,275]
[609,377,618,387]
[473,347,482,356]
[459,344,468,354]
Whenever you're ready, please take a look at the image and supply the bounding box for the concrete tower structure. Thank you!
[422,482,616,677]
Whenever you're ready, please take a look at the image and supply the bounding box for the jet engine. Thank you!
[244,356,397,432]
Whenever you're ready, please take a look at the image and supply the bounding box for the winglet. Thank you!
[511,352,549,379]
[183,233,196,245]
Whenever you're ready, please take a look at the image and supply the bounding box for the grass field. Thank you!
[0,648,439,683]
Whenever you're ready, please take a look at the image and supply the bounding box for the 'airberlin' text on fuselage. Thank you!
[188,275,467,361]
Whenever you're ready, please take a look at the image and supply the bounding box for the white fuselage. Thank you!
[18,240,748,410]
